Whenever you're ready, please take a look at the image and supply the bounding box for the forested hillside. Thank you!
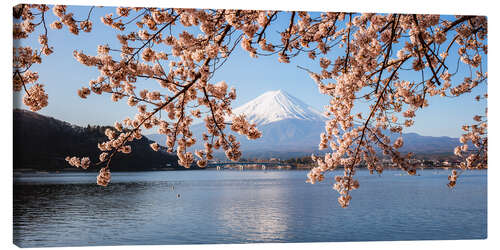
[13,109,180,171]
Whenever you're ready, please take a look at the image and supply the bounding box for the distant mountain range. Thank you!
[147,90,464,159]
[13,109,180,172]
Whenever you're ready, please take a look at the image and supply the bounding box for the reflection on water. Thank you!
[13,169,487,247]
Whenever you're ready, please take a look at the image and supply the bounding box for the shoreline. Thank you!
[13,167,487,175]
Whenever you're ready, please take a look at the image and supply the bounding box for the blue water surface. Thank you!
[13,169,487,247]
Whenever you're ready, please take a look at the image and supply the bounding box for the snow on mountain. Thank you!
[230,90,327,125]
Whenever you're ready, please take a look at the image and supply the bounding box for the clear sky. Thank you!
[12,4,487,138]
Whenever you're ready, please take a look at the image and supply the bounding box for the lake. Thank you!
[13,169,487,247]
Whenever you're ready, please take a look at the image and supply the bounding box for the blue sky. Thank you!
[12,5,487,138]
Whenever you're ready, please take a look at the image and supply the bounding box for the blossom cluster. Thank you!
[97,167,111,186]
[65,156,91,169]
[22,84,48,111]
[447,169,458,188]
[13,4,94,112]
[452,107,487,184]
[52,5,93,35]
[332,170,360,208]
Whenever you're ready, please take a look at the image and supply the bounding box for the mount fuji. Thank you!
[147,90,463,159]
[225,90,328,157]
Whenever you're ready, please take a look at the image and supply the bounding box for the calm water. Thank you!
[13,169,487,247]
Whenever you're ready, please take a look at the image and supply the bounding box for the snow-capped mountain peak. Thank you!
[231,90,327,125]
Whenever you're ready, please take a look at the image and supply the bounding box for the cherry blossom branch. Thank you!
[256,11,278,43]
[343,13,352,74]
[343,58,407,198]
[99,21,235,170]
[125,14,180,64]
[412,15,442,86]
[375,14,399,94]
[281,11,296,55]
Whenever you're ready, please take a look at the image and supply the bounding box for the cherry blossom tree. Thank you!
[13,4,487,207]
